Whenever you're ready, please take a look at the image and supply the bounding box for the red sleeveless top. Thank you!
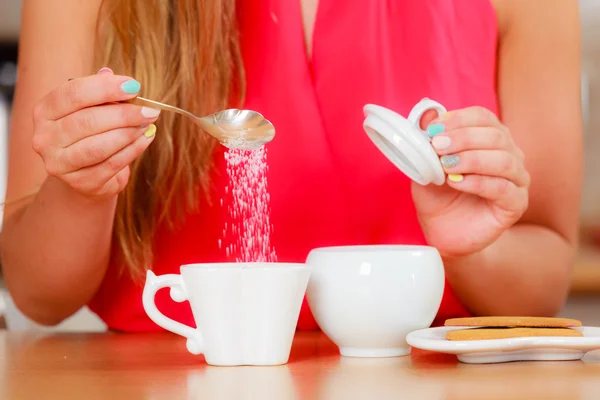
[89,0,499,332]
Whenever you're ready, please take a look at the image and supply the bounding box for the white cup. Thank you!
[142,262,312,366]
[306,245,444,358]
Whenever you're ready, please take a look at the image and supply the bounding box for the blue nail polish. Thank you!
[121,80,141,94]
[427,123,445,137]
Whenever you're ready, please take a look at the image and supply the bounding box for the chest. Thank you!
[295,0,503,63]
[235,0,500,188]
[299,0,319,58]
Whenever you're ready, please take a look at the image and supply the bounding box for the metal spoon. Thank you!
[130,97,275,150]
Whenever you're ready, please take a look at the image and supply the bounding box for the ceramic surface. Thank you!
[407,326,600,364]
[142,262,312,366]
[363,98,447,186]
[306,245,445,358]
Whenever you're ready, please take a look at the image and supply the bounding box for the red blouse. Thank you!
[89,0,499,331]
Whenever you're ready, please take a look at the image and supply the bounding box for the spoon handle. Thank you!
[129,97,205,128]
[67,78,206,129]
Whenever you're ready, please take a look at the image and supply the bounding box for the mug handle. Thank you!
[407,98,447,139]
[142,270,204,355]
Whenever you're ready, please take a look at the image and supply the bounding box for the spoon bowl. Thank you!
[202,109,276,150]
[131,97,275,150]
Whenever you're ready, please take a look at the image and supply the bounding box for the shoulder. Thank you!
[491,0,580,39]
[19,0,104,56]
[16,0,105,105]
[489,0,582,243]
[5,0,104,218]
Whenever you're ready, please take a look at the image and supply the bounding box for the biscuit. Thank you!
[446,327,583,341]
[444,316,582,328]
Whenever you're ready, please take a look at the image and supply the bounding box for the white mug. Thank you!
[142,262,312,366]
[306,245,444,358]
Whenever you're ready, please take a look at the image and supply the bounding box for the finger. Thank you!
[430,126,515,155]
[445,174,528,213]
[516,147,525,162]
[58,102,160,146]
[428,106,500,131]
[59,124,156,172]
[97,167,131,199]
[114,165,131,190]
[36,74,142,121]
[418,109,440,130]
[63,127,156,194]
[439,150,530,188]
[97,67,114,75]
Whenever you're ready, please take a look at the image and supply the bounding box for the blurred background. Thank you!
[0,0,598,331]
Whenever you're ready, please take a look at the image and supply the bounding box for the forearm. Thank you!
[0,176,116,325]
[444,224,575,317]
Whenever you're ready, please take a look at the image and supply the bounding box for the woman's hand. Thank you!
[412,106,530,258]
[31,68,159,200]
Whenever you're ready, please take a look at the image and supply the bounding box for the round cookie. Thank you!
[444,316,582,328]
[446,327,584,341]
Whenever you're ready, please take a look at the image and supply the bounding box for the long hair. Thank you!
[96,0,244,279]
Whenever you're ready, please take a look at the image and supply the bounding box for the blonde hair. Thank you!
[96,0,244,279]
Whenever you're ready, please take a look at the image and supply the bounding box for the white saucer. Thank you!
[406,326,600,364]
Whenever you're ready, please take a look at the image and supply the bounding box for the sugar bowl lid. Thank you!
[363,98,447,186]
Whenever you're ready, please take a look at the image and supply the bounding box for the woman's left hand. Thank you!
[412,106,531,258]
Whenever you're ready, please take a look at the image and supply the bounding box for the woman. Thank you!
[0,0,582,331]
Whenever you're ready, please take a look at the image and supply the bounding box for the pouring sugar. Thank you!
[221,147,277,262]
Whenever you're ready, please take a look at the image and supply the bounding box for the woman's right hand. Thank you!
[31,68,160,200]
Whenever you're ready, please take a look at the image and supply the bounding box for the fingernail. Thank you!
[448,174,464,183]
[141,107,160,118]
[432,135,451,150]
[97,67,113,74]
[121,79,141,94]
[143,124,157,138]
[441,154,460,168]
[427,123,445,137]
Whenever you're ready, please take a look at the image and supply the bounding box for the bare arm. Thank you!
[0,0,150,325]
[444,0,583,316]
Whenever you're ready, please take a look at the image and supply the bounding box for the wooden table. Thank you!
[1,331,600,400]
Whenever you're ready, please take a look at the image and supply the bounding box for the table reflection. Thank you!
[317,356,445,400]
[1,332,600,400]
[179,366,296,400]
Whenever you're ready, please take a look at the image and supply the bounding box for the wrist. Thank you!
[440,248,489,312]
[442,245,490,276]
[43,176,119,210]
